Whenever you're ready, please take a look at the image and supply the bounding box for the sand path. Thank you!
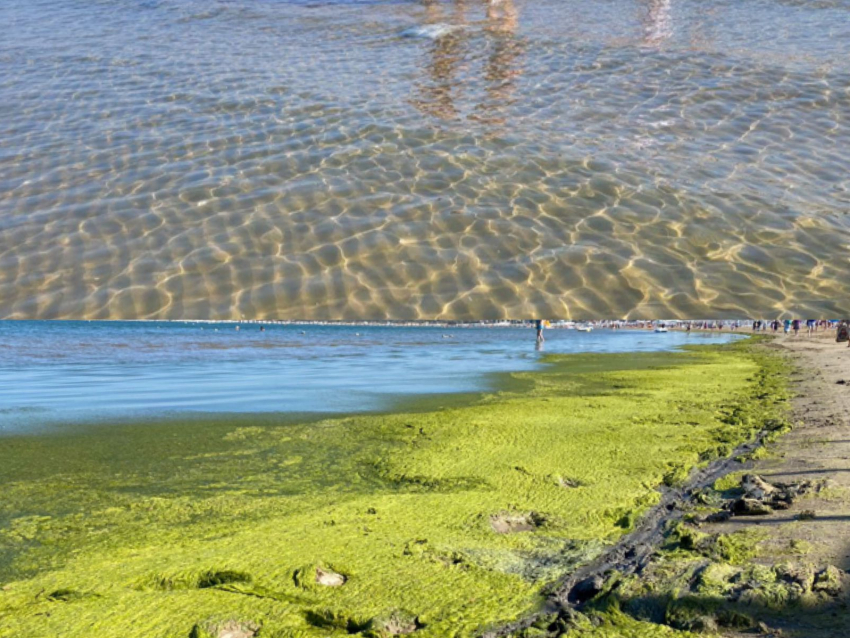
[718,335,850,637]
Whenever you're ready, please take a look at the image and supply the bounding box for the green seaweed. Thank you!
[0,343,789,637]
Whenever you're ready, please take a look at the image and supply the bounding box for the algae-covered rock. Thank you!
[556,476,585,489]
[672,522,707,550]
[732,498,772,516]
[365,609,423,636]
[813,565,843,596]
[775,563,815,593]
[789,539,814,555]
[662,464,689,487]
[569,575,605,604]
[733,565,796,610]
[665,598,719,633]
[692,561,826,610]
[401,538,470,569]
[741,474,776,500]
[694,563,739,597]
[490,511,545,534]
[510,609,585,636]
[715,608,756,631]
[294,563,350,590]
[189,619,260,638]
[316,566,346,587]
[305,608,371,633]
[690,529,765,565]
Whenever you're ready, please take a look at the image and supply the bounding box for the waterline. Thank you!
[0,320,740,432]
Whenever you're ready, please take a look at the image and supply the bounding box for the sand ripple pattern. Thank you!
[1,0,849,319]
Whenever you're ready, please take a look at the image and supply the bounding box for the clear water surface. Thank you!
[1,0,849,320]
[0,321,740,432]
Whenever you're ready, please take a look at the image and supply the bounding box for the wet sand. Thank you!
[729,336,850,637]
[687,334,850,637]
[688,334,850,638]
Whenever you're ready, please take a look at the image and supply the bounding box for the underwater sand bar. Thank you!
[0,340,789,637]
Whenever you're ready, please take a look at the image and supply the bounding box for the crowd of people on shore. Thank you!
[215,317,850,348]
[537,319,845,332]
[532,319,850,347]
[749,318,831,336]
[681,319,848,343]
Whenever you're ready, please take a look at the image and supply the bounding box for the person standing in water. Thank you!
[535,319,545,342]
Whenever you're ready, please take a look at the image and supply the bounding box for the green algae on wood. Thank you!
[0,343,789,637]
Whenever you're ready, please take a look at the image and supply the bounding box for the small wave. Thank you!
[401,24,461,40]
[0,406,49,415]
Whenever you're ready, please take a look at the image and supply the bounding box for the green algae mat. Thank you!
[0,344,788,638]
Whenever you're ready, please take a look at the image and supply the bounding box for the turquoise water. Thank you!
[0,321,740,431]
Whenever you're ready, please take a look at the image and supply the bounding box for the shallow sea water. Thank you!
[1,0,849,319]
[0,321,738,431]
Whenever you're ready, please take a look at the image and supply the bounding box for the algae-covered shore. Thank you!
[0,341,790,638]
[502,336,850,638]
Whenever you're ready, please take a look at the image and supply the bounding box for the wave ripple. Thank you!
[1,0,849,319]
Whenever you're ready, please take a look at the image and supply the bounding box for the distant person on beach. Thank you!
[837,321,850,346]
[535,319,544,342]
[792,319,800,336]
[784,319,791,334]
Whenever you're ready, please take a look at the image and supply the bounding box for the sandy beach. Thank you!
[732,336,850,636]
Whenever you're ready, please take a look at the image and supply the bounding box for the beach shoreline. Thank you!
[0,321,743,436]
[500,334,849,638]
[0,338,789,638]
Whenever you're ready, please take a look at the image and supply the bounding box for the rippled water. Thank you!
[1,0,849,320]
[0,321,739,432]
